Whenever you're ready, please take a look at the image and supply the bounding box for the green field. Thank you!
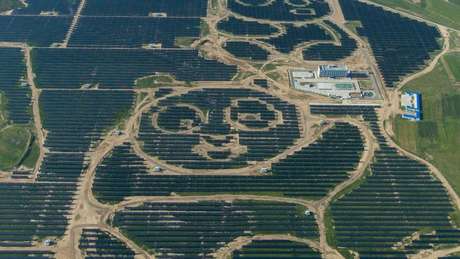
[135,74,175,88]
[0,125,31,171]
[450,30,460,49]
[21,139,40,169]
[0,0,24,12]
[174,37,197,48]
[444,52,460,81]
[0,91,7,127]
[393,55,460,196]
[345,21,363,36]
[369,0,460,30]
[200,20,210,37]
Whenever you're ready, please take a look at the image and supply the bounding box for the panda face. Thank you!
[138,88,301,170]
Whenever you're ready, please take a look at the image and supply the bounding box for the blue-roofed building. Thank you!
[401,91,422,121]
[317,64,349,78]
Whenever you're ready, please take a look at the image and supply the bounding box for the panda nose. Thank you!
[201,134,234,147]
[198,108,232,136]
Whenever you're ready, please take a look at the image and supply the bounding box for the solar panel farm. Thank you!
[0,0,459,258]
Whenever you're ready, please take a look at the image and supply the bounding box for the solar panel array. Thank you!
[218,19,342,57]
[218,7,357,60]
[262,24,332,53]
[403,229,460,253]
[217,16,279,36]
[232,239,322,258]
[339,0,441,87]
[303,20,357,61]
[0,89,135,251]
[69,17,200,48]
[224,41,269,61]
[40,90,135,152]
[79,228,136,259]
[0,16,71,47]
[82,0,208,17]
[0,0,454,258]
[93,120,363,203]
[32,48,238,89]
[228,0,330,21]
[112,200,318,258]
[0,250,54,259]
[253,79,269,88]
[0,153,85,247]
[0,48,31,124]
[138,88,301,169]
[310,104,459,258]
[12,0,80,15]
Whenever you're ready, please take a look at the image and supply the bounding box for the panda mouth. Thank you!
[193,134,247,160]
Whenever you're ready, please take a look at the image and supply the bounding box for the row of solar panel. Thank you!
[32,48,238,89]
[0,48,31,124]
[111,200,318,258]
[339,0,441,87]
[310,104,459,258]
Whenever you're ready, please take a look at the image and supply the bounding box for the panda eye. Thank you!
[155,105,203,133]
[230,99,278,131]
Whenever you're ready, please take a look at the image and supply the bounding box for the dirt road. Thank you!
[62,0,87,47]
[24,46,46,181]
[38,1,460,258]
[212,234,325,259]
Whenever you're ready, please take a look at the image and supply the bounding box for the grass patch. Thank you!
[358,79,373,90]
[210,0,219,14]
[345,21,363,35]
[200,20,210,38]
[368,0,460,30]
[450,30,460,49]
[266,72,281,81]
[417,120,438,139]
[337,248,355,259]
[324,208,337,247]
[174,37,197,48]
[233,71,255,81]
[0,91,7,127]
[0,0,24,12]
[21,138,40,169]
[393,57,460,197]
[323,168,372,258]
[0,125,31,171]
[113,108,132,130]
[135,74,175,88]
[262,63,278,72]
[136,92,149,104]
[444,52,460,82]
[450,208,460,228]
[252,63,264,70]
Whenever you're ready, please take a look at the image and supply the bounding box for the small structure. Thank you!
[149,12,167,17]
[290,72,361,99]
[401,91,422,121]
[289,67,378,100]
[349,70,369,79]
[259,167,270,174]
[144,43,162,49]
[153,166,163,173]
[317,64,349,79]
[304,210,311,216]
[43,239,54,246]
[112,129,124,136]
